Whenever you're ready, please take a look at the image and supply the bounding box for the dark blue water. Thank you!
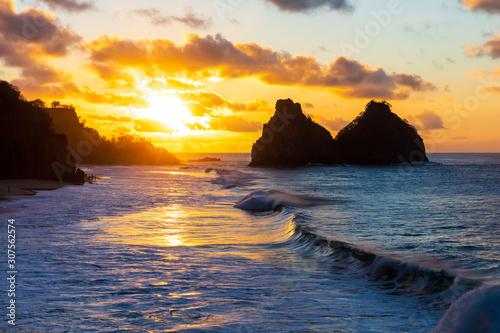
[0,153,499,332]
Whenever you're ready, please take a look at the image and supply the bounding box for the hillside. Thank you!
[0,81,84,182]
[45,107,179,165]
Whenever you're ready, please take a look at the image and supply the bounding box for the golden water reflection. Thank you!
[93,204,295,251]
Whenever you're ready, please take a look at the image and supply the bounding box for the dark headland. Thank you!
[0,81,85,184]
[250,99,428,167]
[0,80,180,200]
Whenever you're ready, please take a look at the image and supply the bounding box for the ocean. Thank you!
[1,153,499,332]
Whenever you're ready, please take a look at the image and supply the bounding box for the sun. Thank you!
[141,92,194,134]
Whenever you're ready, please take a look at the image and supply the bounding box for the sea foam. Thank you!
[432,285,500,333]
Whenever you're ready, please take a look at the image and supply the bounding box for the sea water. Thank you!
[0,153,499,332]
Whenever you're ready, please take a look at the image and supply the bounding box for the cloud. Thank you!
[484,86,500,94]
[462,0,500,14]
[86,114,134,122]
[0,1,81,62]
[309,114,349,132]
[132,7,211,29]
[85,34,435,100]
[80,87,150,108]
[462,35,500,59]
[134,118,173,133]
[147,79,200,91]
[179,91,270,115]
[0,0,82,97]
[264,0,353,12]
[39,0,95,13]
[481,35,500,58]
[208,116,262,132]
[409,110,445,131]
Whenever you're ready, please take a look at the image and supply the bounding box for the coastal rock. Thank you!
[335,101,428,164]
[250,99,428,167]
[46,107,179,165]
[0,81,84,183]
[250,99,339,167]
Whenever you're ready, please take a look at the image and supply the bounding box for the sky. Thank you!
[1,0,500,153]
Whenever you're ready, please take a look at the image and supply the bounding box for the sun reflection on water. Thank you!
[93,204,295,250]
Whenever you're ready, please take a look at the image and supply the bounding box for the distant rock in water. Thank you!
[0,81,84,183]
[250,99,428,167]
[250,99,339,167]
[335,101,428,164]
[188,157,221,162]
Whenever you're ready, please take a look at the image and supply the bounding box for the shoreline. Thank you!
[0,179,67,202]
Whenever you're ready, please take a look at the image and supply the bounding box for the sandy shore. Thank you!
[0,179,66,202]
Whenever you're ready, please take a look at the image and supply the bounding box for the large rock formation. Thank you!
[335,100,428,164]
[46,107,179,165]
[250,99,428,166]
[0,81,84,183]
[250,99,339,167]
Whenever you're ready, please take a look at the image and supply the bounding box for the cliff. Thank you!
[45,107,179,165]
[250,99,339,167]
[250,99,428,166]
[0,81,84,183]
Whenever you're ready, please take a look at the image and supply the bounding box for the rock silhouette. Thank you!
[335,100,428,164]
[0,81,84,183]
[250,99,428,166]
[250,99,339,167]
[46,106,179,165]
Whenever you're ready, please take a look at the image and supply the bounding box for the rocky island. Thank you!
[250,99,428,167]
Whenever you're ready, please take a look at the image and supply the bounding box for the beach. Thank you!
[0,179,66,201]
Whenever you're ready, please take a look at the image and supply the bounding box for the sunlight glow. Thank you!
[141,91,195,135]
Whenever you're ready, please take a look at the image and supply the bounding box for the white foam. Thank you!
[432,285,500,333]
[234,190,282,212]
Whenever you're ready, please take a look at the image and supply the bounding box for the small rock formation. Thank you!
[188,157,221,162]
[249,99,339,167]
[335,100,428,164]
[250,99,428,166]
[0,81,85,183]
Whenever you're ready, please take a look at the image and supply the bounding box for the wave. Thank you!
[234,190,481,301]
[233,187,497,330]
[288,222,482,299]
[432,285,500,333]
[234,190,335,212]
[205,168,258,189]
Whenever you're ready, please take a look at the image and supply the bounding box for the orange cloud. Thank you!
[81,87,150,108]
[179,91,270,116]
[309,114,349,132]
[209,116,262,132]
[462,0,500,13]
[0,0,81,97]
[85,34,435,100]
[462,35,500,59]
[147,78,200,91]
[133,118,173,133]
[408,110,445,131]
[187,115,261,132]
[484,86,500,94]
[85,114,135,122]
[0,1,81,63]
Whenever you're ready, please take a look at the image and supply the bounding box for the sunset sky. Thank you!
[2,0,500,152]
